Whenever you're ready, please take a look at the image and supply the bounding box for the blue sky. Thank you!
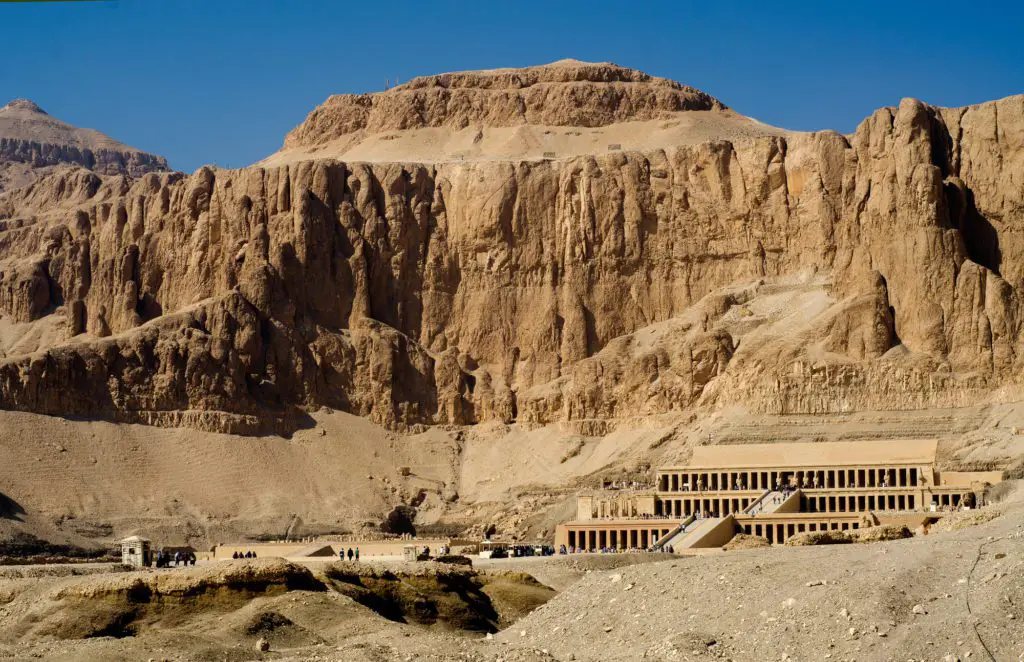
[2,0,1021,172]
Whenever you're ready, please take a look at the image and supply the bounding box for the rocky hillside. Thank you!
[0,99,168,191]
[283,59,726,148]
[0,62,1021,439]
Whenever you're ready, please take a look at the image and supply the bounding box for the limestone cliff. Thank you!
[0,64,1021,435]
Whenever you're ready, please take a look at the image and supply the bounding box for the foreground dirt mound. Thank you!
[786,530,854,546]
[851,524,914,543]
[0,559,323,640]
[930,507,1004,533]
[504,495,1024,661]
[319,561,554,633]
[722,533,771,550]
[785,524,914,546]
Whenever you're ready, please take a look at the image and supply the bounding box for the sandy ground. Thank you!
[0,408,462,548]
[261,112,789,167]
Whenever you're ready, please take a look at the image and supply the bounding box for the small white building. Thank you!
[119,535,151,567]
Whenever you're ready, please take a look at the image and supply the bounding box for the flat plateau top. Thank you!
[671,439,938,470]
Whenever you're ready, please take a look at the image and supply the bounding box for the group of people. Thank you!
[604,480,649,491]
[154,550,196,567]
[339,547,360,561]
[681,477,749,492]
[559,544,673,555]
[231,550,258,559]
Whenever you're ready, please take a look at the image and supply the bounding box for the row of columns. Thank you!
[567,527,672,551]
[659,466,921,492]
[659,497,753,517]
[743,520,861,545]
[803,492,916,513]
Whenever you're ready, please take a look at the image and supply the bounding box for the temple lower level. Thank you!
[555,440,1002,551]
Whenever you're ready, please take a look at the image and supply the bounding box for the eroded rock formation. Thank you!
[0,64,1020,434]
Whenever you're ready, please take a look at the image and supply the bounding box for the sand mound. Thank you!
[785,530,853,546]
[850,524,913,543]
[930,507,1004,533]
[722,533,772,550]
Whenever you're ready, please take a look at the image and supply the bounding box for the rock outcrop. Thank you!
[0,64,1021,435]
[283,59,726,149]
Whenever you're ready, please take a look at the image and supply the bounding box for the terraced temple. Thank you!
[555,440,1002,550]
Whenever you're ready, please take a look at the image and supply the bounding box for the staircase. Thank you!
[744,490,790,515]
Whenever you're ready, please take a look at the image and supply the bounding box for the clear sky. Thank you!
[2,0,1021,172]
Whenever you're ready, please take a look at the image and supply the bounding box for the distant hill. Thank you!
[0,98,169,191]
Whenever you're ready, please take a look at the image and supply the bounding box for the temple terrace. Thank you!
[555,440,1002,551]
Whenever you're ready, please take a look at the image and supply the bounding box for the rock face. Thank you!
[283,59,725,149]
[0,99,168,191]
[0,64,1021,435]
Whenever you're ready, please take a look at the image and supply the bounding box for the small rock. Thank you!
[603,626,613,633]
[610,574,623,584]
[255,638,270,653]
[806,580,825,587]
[912,604,927,615]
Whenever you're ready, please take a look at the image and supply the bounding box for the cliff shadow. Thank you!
[947,182,1002,275]
[0,492,25,522]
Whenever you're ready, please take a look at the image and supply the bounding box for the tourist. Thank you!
[355,547,360,561]
[338,548,345,560]
[232,551,239,560]
[347,548,354,561]
[174,551,181,567]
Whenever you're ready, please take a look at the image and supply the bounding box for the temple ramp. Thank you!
[744,489,800,515]
[652,515,697,551]
[674,515,738,549]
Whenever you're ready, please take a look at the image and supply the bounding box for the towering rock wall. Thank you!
[0,76,1020,434]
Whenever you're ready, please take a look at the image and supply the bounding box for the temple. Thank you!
[555,440,1002,551]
